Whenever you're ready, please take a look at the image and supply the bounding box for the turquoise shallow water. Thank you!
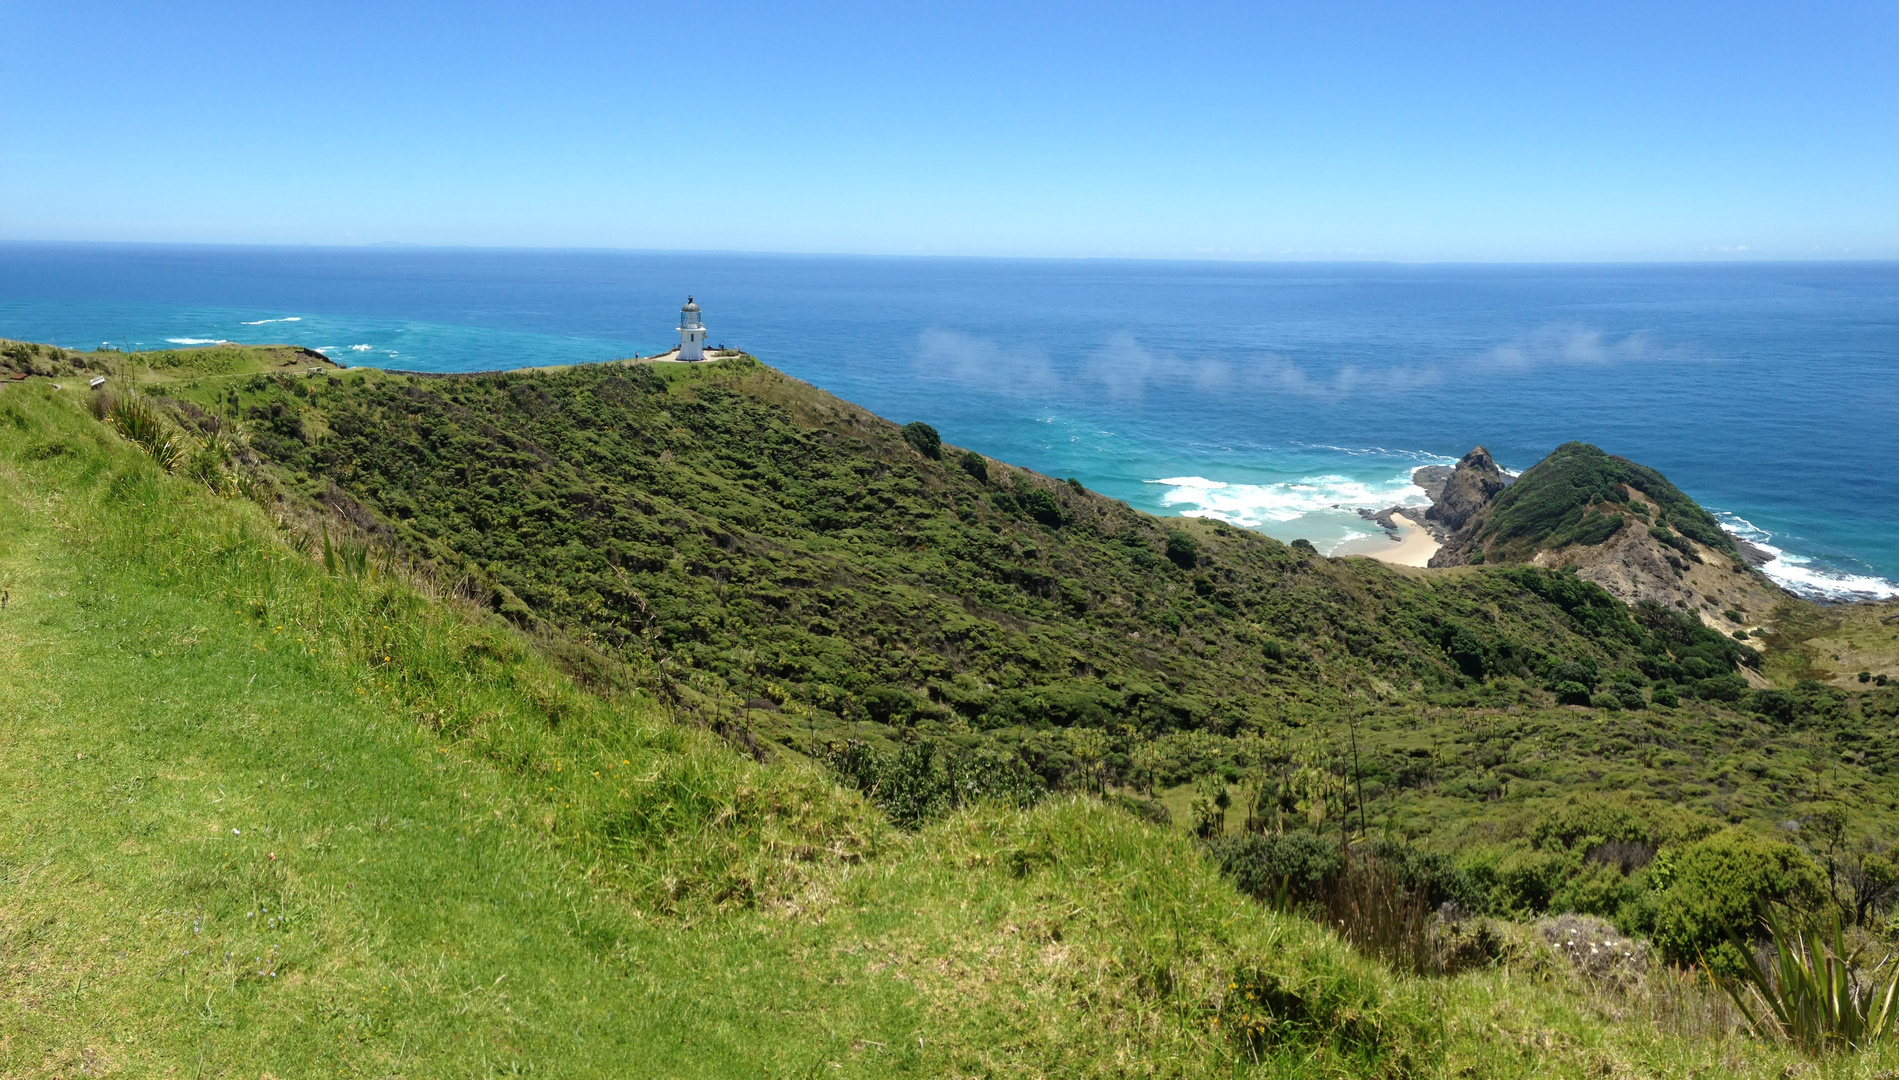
[3,244,1895,600]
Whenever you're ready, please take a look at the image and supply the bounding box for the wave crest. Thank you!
[1145,470,1432,530]
[1716,511,1899,602]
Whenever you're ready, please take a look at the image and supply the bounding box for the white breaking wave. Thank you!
[240,316,302,325]
[1716,511,1899,602]
[165,337,227,345]
[348,344,373,352]
[1145,470,1433,531]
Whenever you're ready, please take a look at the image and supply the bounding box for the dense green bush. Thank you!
[1164,530,1198,569]
[1608,682,1648,710]
[1365,839,1485,913]
[1209,831,1342,905]
[958,448,988,482]
[1554,681,1592,706]
[1694,674,1751,703]
[900,420,942,459]
[1459,844,1567,915]
[1549,861,1639,918]
[1630,829,1828,974]
[823,737,1040,828]
[1012,479,1065,527]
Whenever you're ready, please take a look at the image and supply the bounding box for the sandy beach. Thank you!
[1336,512,1442,567]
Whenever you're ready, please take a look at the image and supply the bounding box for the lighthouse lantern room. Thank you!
[678,296,706,361]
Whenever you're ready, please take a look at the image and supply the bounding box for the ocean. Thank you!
[4,243,1895,601]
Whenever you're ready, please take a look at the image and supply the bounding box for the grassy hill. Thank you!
[9,342,1899,1074]
[29,344,1899,916]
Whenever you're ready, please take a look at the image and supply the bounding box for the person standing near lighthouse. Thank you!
[678,296,705,361]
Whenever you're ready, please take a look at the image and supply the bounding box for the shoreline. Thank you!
[1336,512,1442,567]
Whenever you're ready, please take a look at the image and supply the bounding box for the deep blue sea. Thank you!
[4,243,1895,601]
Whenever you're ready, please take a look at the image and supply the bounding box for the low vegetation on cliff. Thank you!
[8,340,1899,1074]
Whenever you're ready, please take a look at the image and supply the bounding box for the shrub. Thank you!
[1694,674,1750,703]
[1549,861,1637,918]
[1364,839,1485,914]
[1651,685,1680,708]
[1545,658,1599,690]
[1261,638,1286,663]
[1440,623,1488,679]
[860,684,917,723]
[1554,680,1592,706]
[1210,831,1342,905]
[822,737,1039,828]
[1609,682,1648,710]
[1460,845,1566,915]
[1750,689,1800,725]
[1164,530,1199,569]
[958,448,988,482]
[1590,690,1623,711]
[1533,796,1664,853]
[1019,486,1064,527]
[899,421,941,459]
[1290,538,1318,555]
[1860,671,1873,684]
[1733,630,1750,640]
[1636,829,1828,975]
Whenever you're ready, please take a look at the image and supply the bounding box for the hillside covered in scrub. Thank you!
[9,339,1899,1074]
[1423,441,1790,637]
[40,348,1899,877]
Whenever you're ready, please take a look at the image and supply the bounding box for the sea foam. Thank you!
[240,316,302,325]
[165,338,227,345]
[1146,469,1432,532]
[1717,512,1899,602]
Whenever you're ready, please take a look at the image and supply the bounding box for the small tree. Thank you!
[900,421,941,459]
[1065,727,1108,794]
[1191,772,1232,839]
[958,449,988,483]
[1165,530,1199,569]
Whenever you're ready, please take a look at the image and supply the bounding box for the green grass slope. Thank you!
[6,359,1887,1077]
[80,349,1899,931]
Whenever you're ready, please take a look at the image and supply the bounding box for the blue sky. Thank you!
[3,1,1894,260]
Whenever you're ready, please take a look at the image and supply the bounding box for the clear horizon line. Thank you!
[1,237,1894,267]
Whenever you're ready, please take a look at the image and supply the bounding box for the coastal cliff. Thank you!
[1414,446,1511,535]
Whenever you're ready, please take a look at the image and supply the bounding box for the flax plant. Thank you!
[1721,908,1899,1053]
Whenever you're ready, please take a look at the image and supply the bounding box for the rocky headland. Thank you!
[1411,442,1790,638]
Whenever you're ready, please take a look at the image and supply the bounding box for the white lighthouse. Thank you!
[678,296,706,361]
